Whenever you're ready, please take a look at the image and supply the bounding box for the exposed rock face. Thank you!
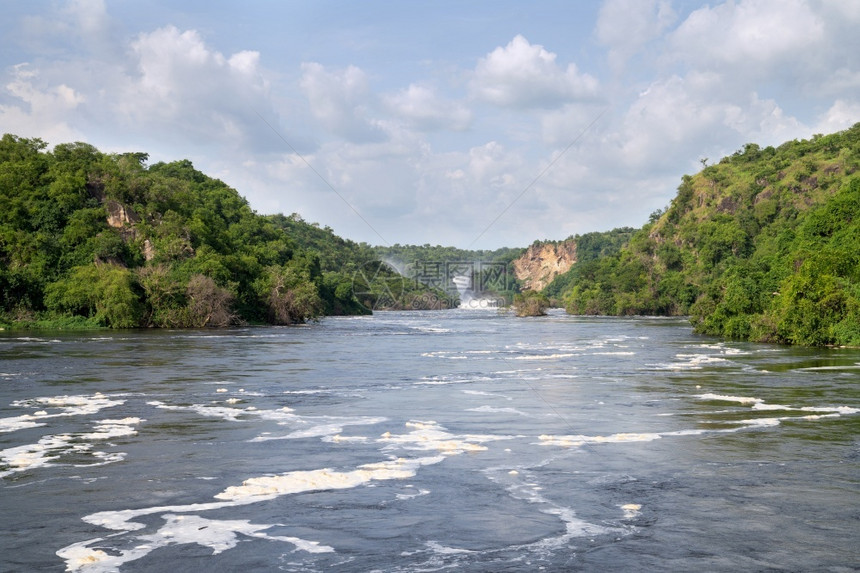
[143,239,155,261]
[106,200,139,228]
[513,240,577,291]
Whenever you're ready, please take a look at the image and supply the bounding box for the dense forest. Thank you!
[554,123,860,346]
[0,135,438,328]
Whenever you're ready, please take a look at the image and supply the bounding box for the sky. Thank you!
[1,1,858,249]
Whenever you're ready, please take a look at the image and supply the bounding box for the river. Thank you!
[1,310,858,572]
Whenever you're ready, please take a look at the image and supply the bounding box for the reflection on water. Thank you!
[1,312,858,572]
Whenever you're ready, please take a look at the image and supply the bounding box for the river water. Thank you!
[1,310,858,572]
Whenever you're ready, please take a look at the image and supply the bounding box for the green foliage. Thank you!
[557,123,860,346]
[0,135,375,328]
[512,290,549,317]
[44,263,142,328]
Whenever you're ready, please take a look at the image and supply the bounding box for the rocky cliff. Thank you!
[512,240,577,291]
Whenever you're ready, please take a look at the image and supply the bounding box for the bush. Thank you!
[513,290,549,317]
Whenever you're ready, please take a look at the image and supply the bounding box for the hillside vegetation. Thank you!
[0,135,433,328]
[557,124,860,346]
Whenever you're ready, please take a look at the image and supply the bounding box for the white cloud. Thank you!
[669,0,824,73]
[384,84,472,131]
[576,72,808,179]
[0,63,84,143]
[115,25,274,150]
[815,100,860,134]
[299,62,385,143]
[65,0,110,38]
[471,35,599,109]
[596,0,675,71]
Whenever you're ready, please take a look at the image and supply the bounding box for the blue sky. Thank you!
[2,1,858,248]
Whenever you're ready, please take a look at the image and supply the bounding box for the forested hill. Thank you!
[557,123,860,346]
[0,134,422,328]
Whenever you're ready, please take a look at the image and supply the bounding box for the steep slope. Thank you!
[512,240,577,291]
[559,123,860,346]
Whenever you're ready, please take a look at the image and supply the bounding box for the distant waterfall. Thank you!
[452,274,503,309]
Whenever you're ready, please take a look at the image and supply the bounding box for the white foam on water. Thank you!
[1,434,74,477]
[798,363,860,371]
[648,353,732,370]
[78,418,142,440]
[324,434,369,444]
[0,415,46,433]
[539,393,859,450]
[466,405,530,417]
[57,539,142,573]
[590,351,636,356]
[751,403,793,411]
[538,432,664,447]
[57,512,334,572]
[148,401,301,426]
[798,413,841,421]
[699,394,859,417]
[698,393,762,404]
[19,393,125,413]
[462,389,513,401]
[421,351,468,360]
[484,468,627,554]
[414,378,462,386]
[1,415,143,477]
[800,405,859,414]
[378,420,512,455]
[425,540,475,555]
[410,326,452,333]
[248,416,386,442]
[215,456,444,502]
[146,514,335,555]
[147,401,248,422]
[2,393,126,433]
[395,488,430,501]
[737,417,782,428]
[488,470,615,554]
[282,389,340,395]
[513,353,576,361]
[620,503,642,519]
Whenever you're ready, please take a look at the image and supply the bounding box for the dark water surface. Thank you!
[1,310,858,572]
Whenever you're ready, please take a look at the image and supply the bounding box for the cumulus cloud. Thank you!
[815,100,860,134]
[471,35,599,109]
[669,0,824,77]
[383,84,472,131]
[299,62,385,143]
[615,74,806,171]
[596,0,675,71]
[0,63,85,143]
[116,26,276,150]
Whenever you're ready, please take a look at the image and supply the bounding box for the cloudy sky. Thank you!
[2,1,858,249]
